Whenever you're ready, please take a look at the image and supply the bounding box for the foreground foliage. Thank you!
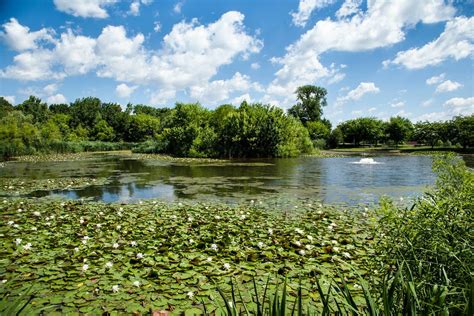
[0,199,372,314]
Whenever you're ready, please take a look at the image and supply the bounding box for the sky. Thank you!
[0,0,473,125]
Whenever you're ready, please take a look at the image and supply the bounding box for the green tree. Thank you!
[70,97,102,130]
[451,115,474,149]
[93,119,115,141]
[0,111,40,157]
[0,97,14,118]
[127,113,161,142]
[385,116,413,146]
[413,121,442,148]
[327,127,343,148]
[16,96,49,124]
[288,85,327,124]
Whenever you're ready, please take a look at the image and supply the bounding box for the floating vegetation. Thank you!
[0,177,110,196]
[0,198,374,314]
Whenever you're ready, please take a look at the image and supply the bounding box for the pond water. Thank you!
[1,153,463,206]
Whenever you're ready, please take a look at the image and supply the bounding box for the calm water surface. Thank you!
[1,154,464,205]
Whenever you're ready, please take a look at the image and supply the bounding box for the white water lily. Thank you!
[257,242,264,248]
[295,241,302,247]
[31,227,37,231]
[318,203,323,208]
[295,228,304,235]
[240,214,246,220]
[188,216,193,222]
[96,224,102,228]
[74,247,79,252]
[116,225,121,230]
[364,207,369,212]
[317,210,323,215]
[307,235,313,241]
[99,211,104,216]
[1,279,6,283]
[305,245,313,250]
[206,257,212,262]
[117,211,123,217]
[342,252,351,259]
[15,238,22,245]
[299,250,306,256]
[79,218,85,224]
[17,208,22,213]
[250,200,254,204]
[211,244,218,251]
[187,291,194,298]
[133,281,140,287]
[112,243,119,249]
[81,240,87,245]
[354,283,362,290]
[223,263,231,270]
[215,215,221,220]
[112,285,119,293]
[171,215,177,219]
[23,243,32,250]
[178,202,183,207]
[136,253,144,259]
[7,221,14,226]
[105,262,113,268]
[333,246,340,252]
[13,224,19,228]
[82,264,89,271]
[33,211,40,216]
[331,240,338,245]
[400,197,404,201]
[268,228,273,235]
[189,239,194,244]
[83,236,89,240]
[130,241,137,246]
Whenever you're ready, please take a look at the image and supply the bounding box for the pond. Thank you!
[2,153,464,206]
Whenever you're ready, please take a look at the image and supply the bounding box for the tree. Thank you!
[70,97,101,129]
[306,121,330,141]
[451,115,474,149]
[385,116,413,146]
[288,85,327,124]
[327,128,343,148]
[0,97,14,118]
[93,120,115,142]
[16,96,49,123]
[413,121,442,148]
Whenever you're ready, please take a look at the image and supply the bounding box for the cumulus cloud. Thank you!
[270,0,454,107]
[336,0,362,19]
[250,62,260,70]
[390,101,405,108]
[336,82,380,106]
[53,0,118,18]
[291,0,337,27]
[1,12,262,105]
[116,83,138,98]
[426,73,445,85]
[47,93,67,104]
[0,18,54,51]
[444,97,474,115]
[435,80,463,93]
[153,21,161,32]
[129,1,140,16]
[43,83,59,95]
[385,16,473,69]
[174,1,184,14]
[231,93,252,105]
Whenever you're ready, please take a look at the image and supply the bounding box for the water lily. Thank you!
[188,216,193,222]
[210,243,218,251]
[23,243,32,250]
[105,262,113,268]
[354,283,362,290]
[333,246,340,252]
[305,245,313,250]
[268,228,273,235]
[206,257,212,262]
[295,241,302,247]
[215,215,221,220]
[171,215,177,219]
[295,228,304,235]
[116,225,121,230]
[178,202,183,207]
[257,241,264,248]
[189,239,194,243]
[7,221,14,226]
[112,285,119,293]
[96,224,102,228]
[17,208,22,213]
[133,281,140,287]
[79,218,85,224]
[81,240,87,245]
[342,252,351,259]
[83,236,89,240]
[136,253,144,259]
[13,224,19,228]
[112,243,119,249]
[307,235,313,241]
[240,214,246,220]
[317,210,323,215]
[299,250,306,255]
[15,238,22,245]
[99,211,104,216]
[33,211,41,216]
[130,241,137,246]
[223,263,231,270]
[31,227,37,231]
[1,280,6,283]
[187,291,194,298]
[74,247,79,252]
[82,264,89,271]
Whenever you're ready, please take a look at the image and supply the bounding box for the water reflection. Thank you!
[0,154,452,205]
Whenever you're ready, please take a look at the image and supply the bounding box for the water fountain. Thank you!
[351,157,381,164]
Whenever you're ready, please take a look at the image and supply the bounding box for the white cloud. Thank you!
[47,93,67,104]
[116,83,138,98]
[336,82,380,106]
[291,0,337,27]
[189,72,262,105]
[43,83,59,95]
[153,21,161,32]
[231,93,252,105]
[444,97,474,115]
[1,95,16,104]
[1,12,261,105]
[426,73,445,85]
[53,0,118,18]
[174,1,184,14]
[421,99,433,107]
[270,0,454,107]
[336,0,362,19]
[368,107,377,113]
[351,110,362,115]
[386,16,473,69]
[390,101,405,108]
[435,80,463,93]
[0,18,54,51]
[250,62,260,70]
[129,1,140,16]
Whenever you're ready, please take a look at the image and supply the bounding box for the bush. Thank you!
[373,154,473,313]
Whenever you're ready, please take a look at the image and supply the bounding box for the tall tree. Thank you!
[288,85,327,124]
[385,116,413,146]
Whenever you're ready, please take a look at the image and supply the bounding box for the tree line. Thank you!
[0,86,472,158]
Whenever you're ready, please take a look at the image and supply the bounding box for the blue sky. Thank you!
[0,0,473,125]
